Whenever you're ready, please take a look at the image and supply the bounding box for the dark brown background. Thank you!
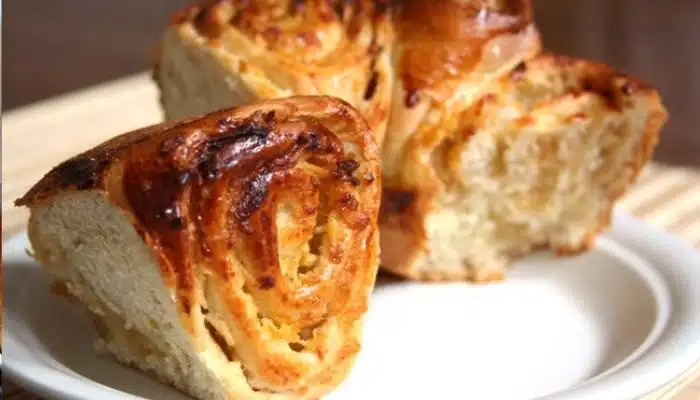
[3,0,699,166]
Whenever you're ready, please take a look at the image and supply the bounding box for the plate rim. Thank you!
[4,211,700,400]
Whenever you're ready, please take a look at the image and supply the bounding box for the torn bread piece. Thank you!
[380,53,667,281]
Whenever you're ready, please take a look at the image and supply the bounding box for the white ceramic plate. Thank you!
[5,212,700,400]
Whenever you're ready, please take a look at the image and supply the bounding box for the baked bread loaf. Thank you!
[155,1,666,282]
[380,53,667,281]
[155,0,393,144]
[16,96,381,399]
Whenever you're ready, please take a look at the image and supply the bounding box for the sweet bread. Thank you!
[380,53,667,281]
[16,96,381,399]
[155,1,666,282]
[155,0,394,144]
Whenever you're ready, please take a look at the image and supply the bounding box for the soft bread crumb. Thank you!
[380,53,667,281]
[27,192,288,400]
[28,193,236,399]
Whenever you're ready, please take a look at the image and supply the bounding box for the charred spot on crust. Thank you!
[364,71,379,100]
[381,189,416,214]
[339,193,359,211]
[216,112,272,138]
[263,110,276,123]
[338,159,360,174]
[308,133,321,150]
[405,90,421,108]
[200,114,273,180]
[234,171,273,224]
[296,130,327,151]
[200,162,220,181]
[258,275,276,289]
[157,205,185,230]
[581,76,623,111]
[125,163,193,233]
[50,150,115,191]
[334,159,361,185]
[599,88,619,111]
[225,122,270,142]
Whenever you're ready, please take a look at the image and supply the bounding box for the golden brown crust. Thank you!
[395,0,534,100]
[17,96,382,396]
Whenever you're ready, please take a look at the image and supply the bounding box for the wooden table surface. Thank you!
[3,1,700,399]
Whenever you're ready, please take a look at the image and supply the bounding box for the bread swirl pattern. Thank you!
[17,96,381,399]
[155,1,666,282]
[156,0,393,144]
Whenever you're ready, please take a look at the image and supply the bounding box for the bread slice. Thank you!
[380,53,668,281]
[16,96,381,399]
[154,0,394,145]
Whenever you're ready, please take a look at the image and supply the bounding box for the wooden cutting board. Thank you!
[3,73,700,399]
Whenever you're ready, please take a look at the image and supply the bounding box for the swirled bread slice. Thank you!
[16,96,381,399]
[155,0,394,144]
[380,53,667,281]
